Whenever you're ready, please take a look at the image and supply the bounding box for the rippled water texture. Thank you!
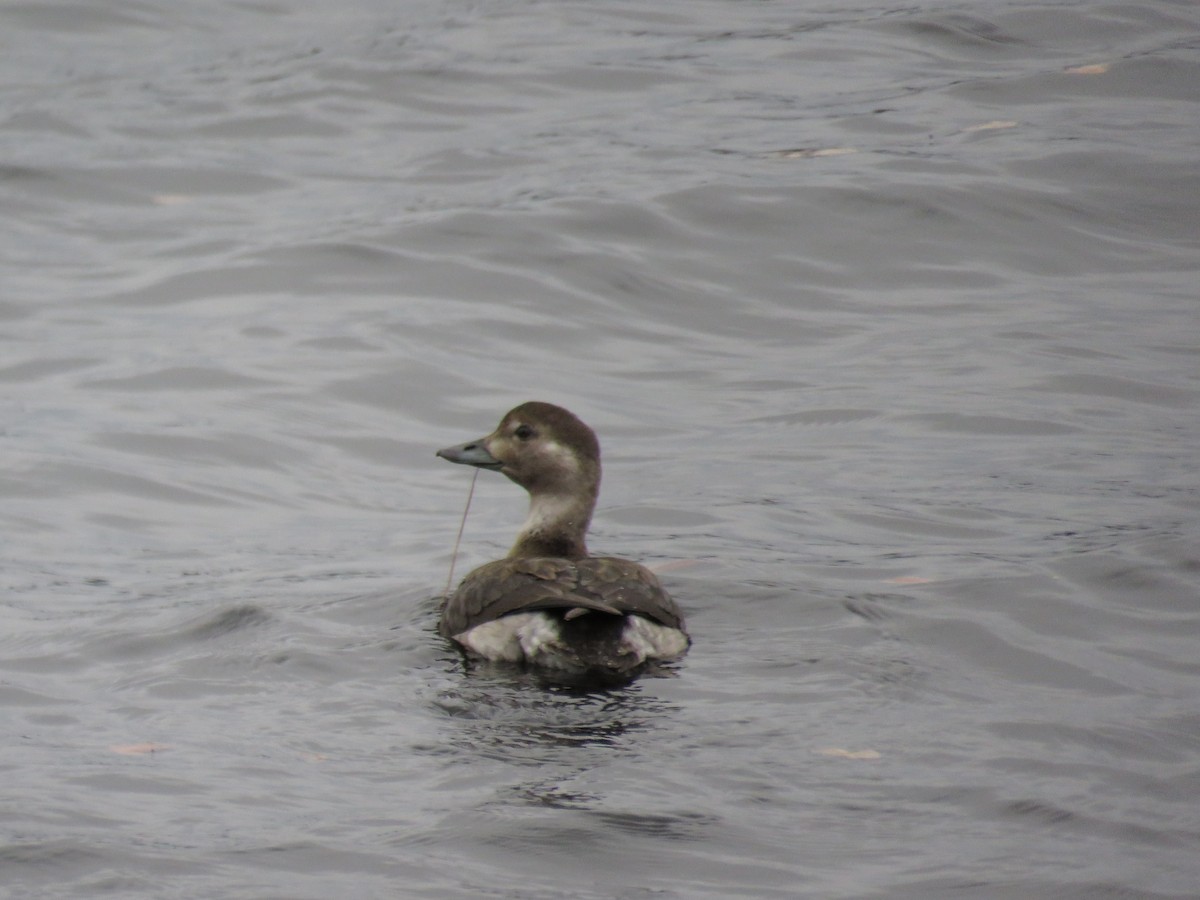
[3,1,1199,897]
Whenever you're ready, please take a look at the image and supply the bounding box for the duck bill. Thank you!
[436,438,502,469]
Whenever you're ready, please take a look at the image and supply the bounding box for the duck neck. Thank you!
[508,490,594,560]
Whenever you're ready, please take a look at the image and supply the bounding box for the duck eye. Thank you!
[514,424,534,440]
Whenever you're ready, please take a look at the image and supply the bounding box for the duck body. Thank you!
[436,402,689,677]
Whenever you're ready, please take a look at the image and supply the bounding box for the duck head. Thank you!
[437,401,602,558]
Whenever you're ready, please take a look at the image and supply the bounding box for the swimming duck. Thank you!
[436,401,689,677]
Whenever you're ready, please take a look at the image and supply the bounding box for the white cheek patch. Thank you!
[539,439,580,475]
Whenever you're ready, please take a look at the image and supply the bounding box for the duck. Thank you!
[435,401,689,678]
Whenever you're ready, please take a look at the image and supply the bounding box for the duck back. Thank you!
[439,556,685,638]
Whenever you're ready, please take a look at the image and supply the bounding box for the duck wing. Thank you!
[438,556,685,638]
[578,557,687,630]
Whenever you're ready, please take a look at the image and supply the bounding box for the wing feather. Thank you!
[438,556,685,638]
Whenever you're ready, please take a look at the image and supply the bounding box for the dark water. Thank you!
[3,1,1199,897]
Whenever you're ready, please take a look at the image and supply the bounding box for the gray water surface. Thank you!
[3,1,1199,897]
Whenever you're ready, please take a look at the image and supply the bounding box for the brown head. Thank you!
[437,402,602,558]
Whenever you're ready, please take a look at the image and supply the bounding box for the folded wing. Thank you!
[439,556,685,638]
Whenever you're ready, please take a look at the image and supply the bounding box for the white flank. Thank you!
[456,613,543,663]
[621,616,690,661]
[459,613,688,669]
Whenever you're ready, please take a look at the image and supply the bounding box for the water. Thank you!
[3,1,1199,897]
